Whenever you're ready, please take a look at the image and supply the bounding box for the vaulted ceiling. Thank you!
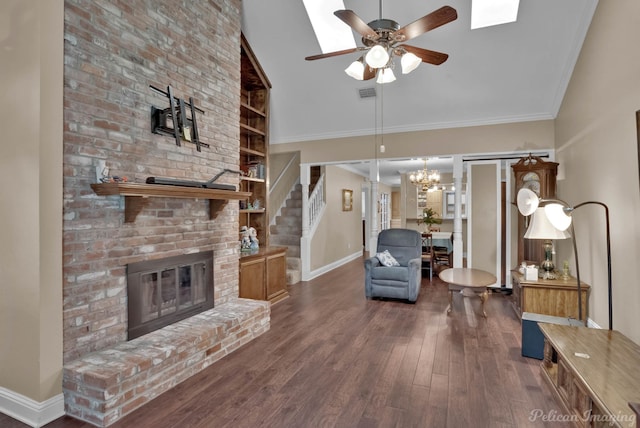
[241,0,598,183]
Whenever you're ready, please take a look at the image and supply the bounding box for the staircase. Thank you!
[270,184,302,285]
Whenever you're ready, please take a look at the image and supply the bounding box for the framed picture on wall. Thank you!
[342,189,353,211]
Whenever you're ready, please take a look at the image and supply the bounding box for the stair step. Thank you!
[287,257,301,270]
[270,224,301,235]
[280,207,302,217]
[275,216,301,227]
[285,246,300,257]
[286,269,301,285]
[270,235,300,246]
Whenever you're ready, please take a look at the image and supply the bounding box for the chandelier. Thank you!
[408,159,441,191]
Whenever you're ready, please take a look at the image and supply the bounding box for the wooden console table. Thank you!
[539,324,640,427]
[512,271,590,321]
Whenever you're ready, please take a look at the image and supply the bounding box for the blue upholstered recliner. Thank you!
[364,228,422,302]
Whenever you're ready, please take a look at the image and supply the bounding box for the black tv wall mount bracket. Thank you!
[150,84,208,151]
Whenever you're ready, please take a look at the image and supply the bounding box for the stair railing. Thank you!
[307,172,325,231]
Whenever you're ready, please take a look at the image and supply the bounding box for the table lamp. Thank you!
[523,207,570,279]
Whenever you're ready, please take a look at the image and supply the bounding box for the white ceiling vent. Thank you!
[358,87,376,99]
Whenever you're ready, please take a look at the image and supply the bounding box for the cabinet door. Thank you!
[266,252,286,301]
[426,190,442,217]
[442,189,466,219]
[417,190,427,218]
[239,258,265,300]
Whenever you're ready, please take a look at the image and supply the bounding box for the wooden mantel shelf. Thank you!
[91,182,251,223]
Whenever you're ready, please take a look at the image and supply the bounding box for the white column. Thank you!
[452,156,464,268]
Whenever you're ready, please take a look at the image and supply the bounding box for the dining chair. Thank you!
[434,233,453,267]
[421,233,434,280]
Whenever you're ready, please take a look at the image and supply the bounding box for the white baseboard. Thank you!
[587,318,602,329]
[303,250,362,281]
[0,387,64,427]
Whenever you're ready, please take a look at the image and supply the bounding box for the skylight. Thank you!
[303,0,356,53]
[471,0,520,29]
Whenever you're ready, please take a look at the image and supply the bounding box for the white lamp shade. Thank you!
[524,208,570,240]
[401,52,421,74]
[376,67,396,84]
[344,60,365,80]
[516,188,539,216]
[545,203,572,231]
[365,45,389,68]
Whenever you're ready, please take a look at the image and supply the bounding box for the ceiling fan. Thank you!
[305,2,458,83]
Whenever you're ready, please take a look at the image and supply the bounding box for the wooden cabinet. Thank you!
[539,324,640,428]
[511,271,589,321]
[240,34,271,247]
[239,247,288,304]
[511,155,559,265]
[415,189,443,218]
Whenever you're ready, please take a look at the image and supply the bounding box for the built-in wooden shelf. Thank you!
[240,123,265,137]
[91,182,251,223]
[240,176,265,183]
[239,146,265,157]
[240,102,266,118]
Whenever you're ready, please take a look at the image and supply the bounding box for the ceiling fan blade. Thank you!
[363,65,376,80]
[305,48,359,61]
[394,6,458,42]
[334,10,379,41]
[400,44,449,65]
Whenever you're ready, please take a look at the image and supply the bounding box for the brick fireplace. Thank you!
[61,1,269,426]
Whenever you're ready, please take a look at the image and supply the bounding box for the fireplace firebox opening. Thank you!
[127,251,214,339]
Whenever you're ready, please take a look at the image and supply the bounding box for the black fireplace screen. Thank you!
[127,251,213,339]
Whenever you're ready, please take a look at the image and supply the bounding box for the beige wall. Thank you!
[0,0,63,401]
[310,166,365,270]
[469,164,499,275]
[555,0,640,342]
[271,120,555,164]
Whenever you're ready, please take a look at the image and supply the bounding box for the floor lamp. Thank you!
[517,188,613,329]
[544,200,612,330]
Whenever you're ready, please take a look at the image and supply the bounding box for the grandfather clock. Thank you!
[512,154,559,266]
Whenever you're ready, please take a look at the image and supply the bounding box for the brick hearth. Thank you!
[63,299,269,426]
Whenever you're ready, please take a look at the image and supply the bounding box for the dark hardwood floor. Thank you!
[3,258,568,427]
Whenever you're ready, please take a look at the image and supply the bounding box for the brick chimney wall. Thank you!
[62,0,243,363]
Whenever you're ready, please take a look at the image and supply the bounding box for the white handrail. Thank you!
[307,172,325,230]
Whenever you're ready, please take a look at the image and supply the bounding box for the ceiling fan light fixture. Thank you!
[345,59,365,80]
[365,45,390,68]
[376,67,396,84]
[401,52,421,74]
